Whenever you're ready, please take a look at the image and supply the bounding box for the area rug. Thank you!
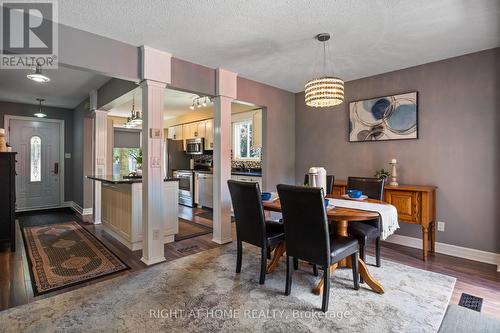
[175,218,212,241]
[0,244,455,332]
[21,221,129,295]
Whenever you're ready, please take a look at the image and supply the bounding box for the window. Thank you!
[233,120,260,160]
[30,136,41,182]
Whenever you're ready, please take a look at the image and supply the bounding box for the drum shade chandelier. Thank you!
[305,33,344,108]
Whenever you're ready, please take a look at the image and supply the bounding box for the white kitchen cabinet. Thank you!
[252,110,262,148]
[183,122,198,139]
[168,125,183,140]
[204,119,214,150]
[231,175,262,189]
[198,173,213,209]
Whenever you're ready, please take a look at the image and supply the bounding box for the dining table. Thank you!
[262,195,385,295]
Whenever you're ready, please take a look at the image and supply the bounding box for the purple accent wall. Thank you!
[295,48,500,253]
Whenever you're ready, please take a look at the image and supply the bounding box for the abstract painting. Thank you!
[349,92,418,142]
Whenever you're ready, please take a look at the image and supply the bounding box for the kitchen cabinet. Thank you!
[252,110,262,148]
[183,122,206,140]
[167,125,183,140]
[204,119,214,150]
[231,174,262,189]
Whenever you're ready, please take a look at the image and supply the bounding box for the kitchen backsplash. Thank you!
[194,154,262,169]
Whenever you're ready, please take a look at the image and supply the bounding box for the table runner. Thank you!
[330,199,399,240]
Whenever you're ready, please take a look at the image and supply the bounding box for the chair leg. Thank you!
[321,264,330,312]
[293,257,299,270]
[351,253,359,290]
[375,237,381,267]
[313,264,318,276]
[236,240,242,273]
[259,247,267,285]
[285,256,293,296]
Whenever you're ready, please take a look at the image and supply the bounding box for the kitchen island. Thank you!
[87,175,179,251]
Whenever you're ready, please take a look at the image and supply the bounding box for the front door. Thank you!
[8,118,62,210]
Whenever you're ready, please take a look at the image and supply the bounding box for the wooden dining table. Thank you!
[263,195,385,295]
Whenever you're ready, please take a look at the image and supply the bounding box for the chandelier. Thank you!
[305,33,344,108]
[125,97,142,127]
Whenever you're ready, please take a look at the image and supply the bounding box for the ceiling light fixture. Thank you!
[190,96,213,110]
[27,65,51,83]
[305,33,344,108]
[125,96,142,127]
[34,98,47,118]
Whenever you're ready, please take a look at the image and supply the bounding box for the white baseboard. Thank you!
[384,234,500,272]
[67,201,93,217]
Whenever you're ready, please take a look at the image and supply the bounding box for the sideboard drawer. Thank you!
[385,190,420,224]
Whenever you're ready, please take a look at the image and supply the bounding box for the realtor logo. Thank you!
[1,1,58,68]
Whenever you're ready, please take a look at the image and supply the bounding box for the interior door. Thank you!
[8,119,61,210]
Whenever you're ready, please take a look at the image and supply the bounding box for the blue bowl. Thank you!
[347,189,363,199]
[324,199,330,207]
[261,192,272,201]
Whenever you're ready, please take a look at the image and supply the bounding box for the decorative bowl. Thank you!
[261,192,272,201]
[347,189,363,199]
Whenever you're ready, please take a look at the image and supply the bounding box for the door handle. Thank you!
[53,162,59,175]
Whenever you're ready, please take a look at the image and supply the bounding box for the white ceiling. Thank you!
[0,66,109,108]
[57,0,500,92]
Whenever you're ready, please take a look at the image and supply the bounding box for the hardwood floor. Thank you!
[1,208,499,321]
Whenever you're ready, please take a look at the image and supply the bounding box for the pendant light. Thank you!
[27,65,51,83]
[125,96,142,127]
[305,33,344,108]
[34,98,47,118]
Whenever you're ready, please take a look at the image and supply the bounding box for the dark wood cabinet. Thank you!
[0,152,16,251]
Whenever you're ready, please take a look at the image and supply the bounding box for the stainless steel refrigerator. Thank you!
[164,139,191,178]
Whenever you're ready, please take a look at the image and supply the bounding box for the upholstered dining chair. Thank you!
[346,177,385,269]
[304,174,335,195]
[277,184,359,312]
[228,180,285,285]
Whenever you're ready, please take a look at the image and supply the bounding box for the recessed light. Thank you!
[27,66,50,83]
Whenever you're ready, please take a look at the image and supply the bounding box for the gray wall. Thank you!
[237,77,296,191]
[0,101,74,202]
[72,98,94,209]
[295,48,500,253]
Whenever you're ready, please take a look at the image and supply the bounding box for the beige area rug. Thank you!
[21,221,128,295]
[2,244,455,332]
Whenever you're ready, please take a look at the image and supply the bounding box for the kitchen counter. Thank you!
[87,175,179,184]
[175,169,262,177]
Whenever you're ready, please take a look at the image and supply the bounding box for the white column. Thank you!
[212,68,237,244]
[140,79,167,265]
[92,86,108,225]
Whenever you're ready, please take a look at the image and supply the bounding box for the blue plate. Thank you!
[347,189,363,199]
[261,192,272,201]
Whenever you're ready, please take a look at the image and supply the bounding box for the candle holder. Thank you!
[389,162,399,186]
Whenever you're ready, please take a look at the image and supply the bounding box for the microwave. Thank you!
[185,138,204,154]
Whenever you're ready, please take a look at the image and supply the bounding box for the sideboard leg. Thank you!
[422,226,429,261]
[430,222,436,254]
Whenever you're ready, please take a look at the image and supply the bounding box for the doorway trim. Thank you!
[4,115,66,211]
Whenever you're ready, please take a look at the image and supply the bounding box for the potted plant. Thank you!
[374,168,391,181]
[129,149,143,176]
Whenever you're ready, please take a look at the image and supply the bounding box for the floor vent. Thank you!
[458,293,483,312]
[177,245,199,253]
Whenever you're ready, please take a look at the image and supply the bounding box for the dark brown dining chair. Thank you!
[303,174,335,195]
[277,184,359,312]
[228,180,285,285]
[346,177,385,269]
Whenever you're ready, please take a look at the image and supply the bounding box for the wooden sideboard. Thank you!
[333,180,437,261]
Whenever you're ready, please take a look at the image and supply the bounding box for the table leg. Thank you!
[430,222,436,254]
[313,263,337,295]
[336,220,349,267]
[422,226,429,261]
[266,243,285,273]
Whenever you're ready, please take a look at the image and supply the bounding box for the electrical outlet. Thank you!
[437,221,445,232]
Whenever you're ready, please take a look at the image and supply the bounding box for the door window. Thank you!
[30,136,42,182]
